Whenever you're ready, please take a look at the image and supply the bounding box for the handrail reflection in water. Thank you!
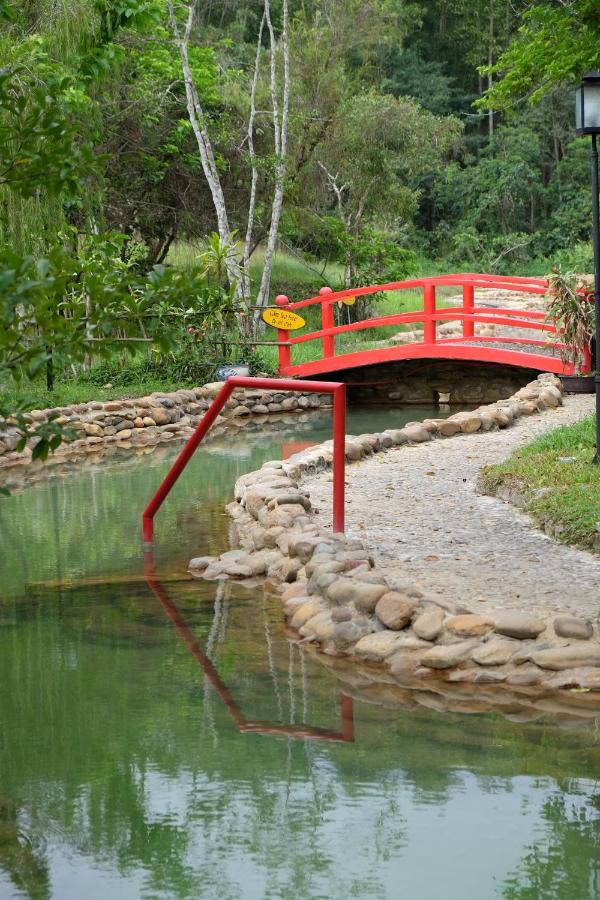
[144,553,354,743]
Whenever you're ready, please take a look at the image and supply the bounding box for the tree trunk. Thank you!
[167,0,241,292]
[256,0,290,312]
[488,7,494,139]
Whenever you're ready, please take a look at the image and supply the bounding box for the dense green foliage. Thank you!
[1,0,598,420]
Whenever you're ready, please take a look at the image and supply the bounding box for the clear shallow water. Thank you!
[0,406,599,900]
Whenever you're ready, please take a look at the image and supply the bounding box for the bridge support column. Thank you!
[423,283,436,345]
[462,284,475,339]
[320,286,335,358]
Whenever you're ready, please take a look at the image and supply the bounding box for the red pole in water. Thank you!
[142,379,234,541]
[142,376,346,541]
[332,383,346,534]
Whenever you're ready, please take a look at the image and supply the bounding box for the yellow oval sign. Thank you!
[262,307,306,331]
[342,296,356,306]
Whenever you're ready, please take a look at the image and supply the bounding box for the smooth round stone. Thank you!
[553,616,593,640]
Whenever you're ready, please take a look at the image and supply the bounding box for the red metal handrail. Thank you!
[270,273,584,378]
[142,375,346,541]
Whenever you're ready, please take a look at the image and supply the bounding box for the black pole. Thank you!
[46,347,54,392]
[592,133,600,463]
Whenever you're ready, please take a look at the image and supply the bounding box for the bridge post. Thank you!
[423,283,437,345]
[462,283,475,339]
[320,286,335,358]
[275,295,291,370]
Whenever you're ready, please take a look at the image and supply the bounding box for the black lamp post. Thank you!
[575,72,600,462]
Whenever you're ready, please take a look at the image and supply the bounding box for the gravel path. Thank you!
[309,395,600,620]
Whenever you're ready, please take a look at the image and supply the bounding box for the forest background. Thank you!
[1,0,600,438]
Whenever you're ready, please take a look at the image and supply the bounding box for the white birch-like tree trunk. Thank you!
[168,0,290,319]
[168,0,241,291]
[240,11,266,306]
[256,0,290,312]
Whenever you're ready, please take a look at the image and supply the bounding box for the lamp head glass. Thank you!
[576,72,600,135]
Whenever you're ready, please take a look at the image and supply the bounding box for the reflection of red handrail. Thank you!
[144,561,354,743]
[142,375,346,540]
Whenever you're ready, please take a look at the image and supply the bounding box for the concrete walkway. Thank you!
[310,395,600,620]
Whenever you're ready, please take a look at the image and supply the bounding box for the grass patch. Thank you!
[480,416,600,551]
[0,375,190,410]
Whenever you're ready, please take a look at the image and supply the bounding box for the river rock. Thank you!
[281,581,310,603]
[331,620,373,649]
[413,606,445,641]
[220,561,254,578]
[383,429,409,446]
[326,578,387,612]
[472,639,517,666]
[437,420,461,437]
[83,423,103,436]
[299,611,335,641]
[375,592,417,630]
[539,389,560,408]
[401,425,432,443]
[149,406,171,426]
[494,612,546,640]
[306,571,339,596]
[553,616,594,640]
[189,555,216,570]
[505,668,544,687]
[331,607,353,623]
[450,413,481,434]
[531,644,600,670]
[420,640,477,669]
[446,614,494,637]
[288,536,321,563]
[291,600,324,630]
[353,631,407,661]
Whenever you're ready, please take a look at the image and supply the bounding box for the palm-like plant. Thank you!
[545,269,595,375]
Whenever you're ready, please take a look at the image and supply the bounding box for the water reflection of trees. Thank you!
[1,580,600,898]
[0,412,334,599]
[502,789,600,899]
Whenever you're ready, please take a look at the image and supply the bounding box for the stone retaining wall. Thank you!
[0,382,332,468]
[335,360,534,405]
[191,373,600,698]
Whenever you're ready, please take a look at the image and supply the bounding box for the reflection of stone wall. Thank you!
[337,361,534,405]
[0,383,332,468]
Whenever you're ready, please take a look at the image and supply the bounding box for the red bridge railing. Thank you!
[142,375,347,541]
[272,273,586,378]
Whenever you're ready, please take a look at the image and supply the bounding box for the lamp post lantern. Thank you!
[575,72,600,462]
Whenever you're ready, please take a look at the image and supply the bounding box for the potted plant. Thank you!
[545,269,595,392]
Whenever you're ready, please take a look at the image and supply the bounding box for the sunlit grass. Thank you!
[480,416,600,551]
[166,240,344,291]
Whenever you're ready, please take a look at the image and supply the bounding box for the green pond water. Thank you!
[0,406,599,899]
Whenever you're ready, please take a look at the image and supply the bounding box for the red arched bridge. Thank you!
[271,273,589,378]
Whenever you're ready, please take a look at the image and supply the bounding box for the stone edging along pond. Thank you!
[191,372,600,697]
[0,383,332,468]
